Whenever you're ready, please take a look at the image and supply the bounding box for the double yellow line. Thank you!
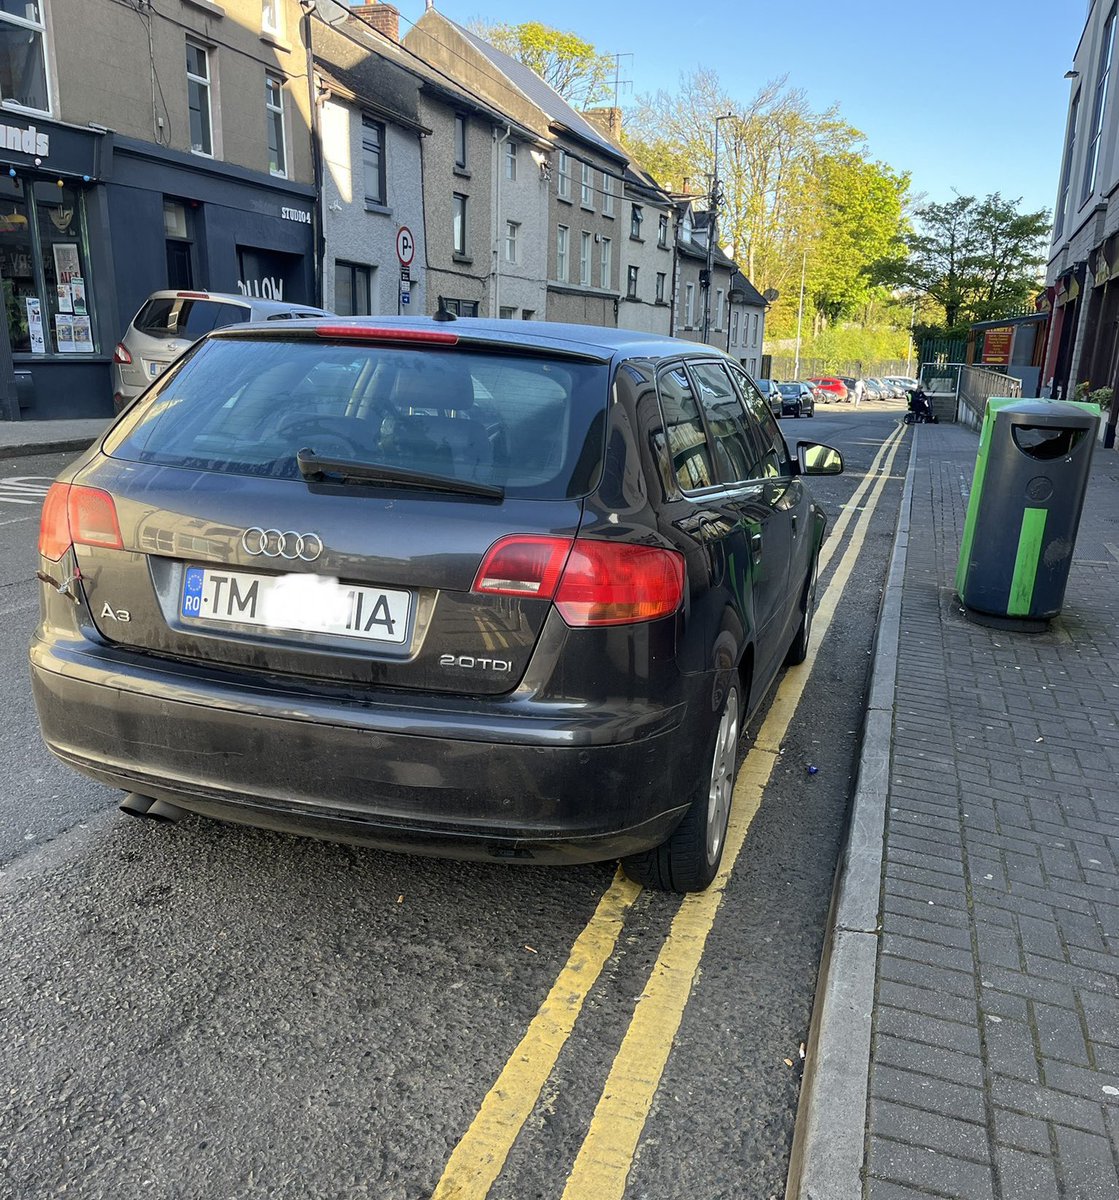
[433,422,909,1200]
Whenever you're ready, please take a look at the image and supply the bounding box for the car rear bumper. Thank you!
[30,633,701,865]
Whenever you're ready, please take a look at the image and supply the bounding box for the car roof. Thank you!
[209,315,746,366]
[137,290,327,316]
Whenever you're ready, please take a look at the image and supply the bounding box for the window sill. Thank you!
[364,201,392,216]
[629,235,644,243]
[260,30,292,52]
[557,194,573,205]
[603,212,615,220]
[580,204,595,213]
[452,253,473,265]
[183,0,225,16]
[453,167,471,179]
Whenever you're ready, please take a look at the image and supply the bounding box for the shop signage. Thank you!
[1,122,49,159]
[281,206,311,224]
[983,327,1013,364]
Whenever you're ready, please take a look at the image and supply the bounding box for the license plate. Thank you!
[148,362,163,378]
[181,567,410,644]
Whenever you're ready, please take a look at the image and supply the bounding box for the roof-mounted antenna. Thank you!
[433,296,457,322]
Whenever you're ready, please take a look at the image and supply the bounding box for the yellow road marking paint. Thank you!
[431,426,907,1200]
[430,870,642,1199]
[559,431,906,1200]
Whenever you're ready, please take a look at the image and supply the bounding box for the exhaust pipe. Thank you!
[119,793,184,823]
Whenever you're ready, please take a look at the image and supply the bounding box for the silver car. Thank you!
[111,290,328,411]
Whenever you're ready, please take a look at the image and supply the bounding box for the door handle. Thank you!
[750,531,763,554]
[791,514,798,538]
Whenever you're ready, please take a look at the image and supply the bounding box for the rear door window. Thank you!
[655,362,716,492]
[686,360,760,484]
[133,298,250,340]
[105,336,609,500]
[728,365,791,477]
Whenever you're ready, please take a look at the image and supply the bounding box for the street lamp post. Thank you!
[701,112,734,346]
[792,247,807,378]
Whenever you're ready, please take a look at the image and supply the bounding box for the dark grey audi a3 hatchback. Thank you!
[30,318,841,892]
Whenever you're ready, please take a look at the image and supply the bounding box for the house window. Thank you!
[1083,5,1116,203]
[655,271,666,303]
[505,140,517,181]
[557,151,571,200]
[581,161,593,207]
[603,172,614,216]
[658,214,669,248]
[454,114,467,169]
[579,231,591,286]
[443,297,479,317]
[1055,90,1080,238]
[499,306,517,319]
[630,204,643,240]
[261,0,281,35]
[684,282,695,327]
[453,193,468,256]
[750,312,758,341]
[715,288,725,330]
[186,41,213,156]
[556,224,569,282]
[522,309,535,320]
[0,1,49,112]
[504,220,519,264]
[334,261,372,316]
[265,73,286,177]
[599,236,611,288]
[362,117,385,206]
[731,309,740,343]
[627,265,638,299]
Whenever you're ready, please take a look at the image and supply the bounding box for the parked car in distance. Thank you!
[885,376,919,395]
[778,381,816,418]
[111,290,330,411]
[838,376,860,400]
[33,319,844,894]
[807,376,848,403]
[863,378,883,401]
[755,377,783,417]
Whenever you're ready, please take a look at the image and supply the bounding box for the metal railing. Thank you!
[920,363,1021,428]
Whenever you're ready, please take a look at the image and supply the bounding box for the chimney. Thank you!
[351,3,399,42]
[582,107,623,140]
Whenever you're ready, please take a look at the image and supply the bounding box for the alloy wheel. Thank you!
[706,687,740,863]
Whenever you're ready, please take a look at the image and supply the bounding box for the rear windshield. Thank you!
[778,384,800,397]
[105,336,609,500]
[133,298,250,340]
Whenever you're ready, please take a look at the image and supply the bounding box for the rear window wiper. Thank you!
[296,448,505,500]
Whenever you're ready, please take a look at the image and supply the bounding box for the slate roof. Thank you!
[451,21,627,163]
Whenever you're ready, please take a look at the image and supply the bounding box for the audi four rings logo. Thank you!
[241,527,324,561]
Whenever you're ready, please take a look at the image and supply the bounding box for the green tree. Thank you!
[880,193,1049,330]
[468,20,614,108]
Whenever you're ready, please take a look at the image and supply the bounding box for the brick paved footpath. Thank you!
[791,422,1119,1200]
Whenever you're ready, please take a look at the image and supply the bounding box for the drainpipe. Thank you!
[300,3,325,308]
[669,205,680,337]
[493,124,512,318]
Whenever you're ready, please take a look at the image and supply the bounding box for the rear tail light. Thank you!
[112,342,132,365]
[472,536,684,627]
[38,484,124,561]
[315,325,459,345]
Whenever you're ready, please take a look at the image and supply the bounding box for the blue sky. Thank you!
[393,1,1080,218]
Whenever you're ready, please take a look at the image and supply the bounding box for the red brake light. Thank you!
[315,324,459,345]
[113,342,132,365]
[473,536,572,598]
[68,487,123,551]
[472,536,685,626]
[555,541,685,626]
[175,291,210,299]
[38,482,71,560]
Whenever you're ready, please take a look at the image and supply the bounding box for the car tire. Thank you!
[622,680,740,894]
[794,404,802,418]
[807,404,815,417]
[785,554,819,667]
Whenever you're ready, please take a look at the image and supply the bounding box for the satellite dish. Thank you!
[763,288,779,303]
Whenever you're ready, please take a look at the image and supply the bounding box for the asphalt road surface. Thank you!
[0,403,908,1200]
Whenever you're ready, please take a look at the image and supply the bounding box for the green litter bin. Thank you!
[955,398,1100,623]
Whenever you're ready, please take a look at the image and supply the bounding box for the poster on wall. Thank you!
[55,283,72,313]
[71,315,94,353]
[53,243,81,284]
[25,298,44,354]
[54,314,75,353]
[70,277,86,315]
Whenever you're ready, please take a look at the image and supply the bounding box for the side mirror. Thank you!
[797,441,844,475]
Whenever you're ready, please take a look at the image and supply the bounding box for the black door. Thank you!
[166,240,193,290]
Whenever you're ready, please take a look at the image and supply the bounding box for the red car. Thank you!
[807,377,848,403]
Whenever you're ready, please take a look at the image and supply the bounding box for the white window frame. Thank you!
[0,2,51,115]
[505,140,517,181]
[454,113,468,169]
[655,271,666,303]
[504,220,519,264]
[599,235,612,289]
[602,172,614,217]
[581,161,593,208]
[186,39,214,158]
[626,264,638,299]
[556,224,569,282]
[731,309,740,344]
[658,214,669,248]
[265,72,286,177]
[715,288,725,330]
[579,231,591,286]
[261,0,281,36]
[684,282,695,328]
[453,193,468,256]
[557,151,571,200]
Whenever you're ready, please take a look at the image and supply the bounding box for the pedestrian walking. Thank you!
[853,377,865,407]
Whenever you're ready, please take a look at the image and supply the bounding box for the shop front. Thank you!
[0,116,114,419]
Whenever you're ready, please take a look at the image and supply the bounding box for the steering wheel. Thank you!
[274,416,365,458]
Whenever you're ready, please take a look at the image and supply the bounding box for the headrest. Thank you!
[390,360,474,412]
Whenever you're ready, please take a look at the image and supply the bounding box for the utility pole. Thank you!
[793,247,807,378]
[701,112,734,346]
